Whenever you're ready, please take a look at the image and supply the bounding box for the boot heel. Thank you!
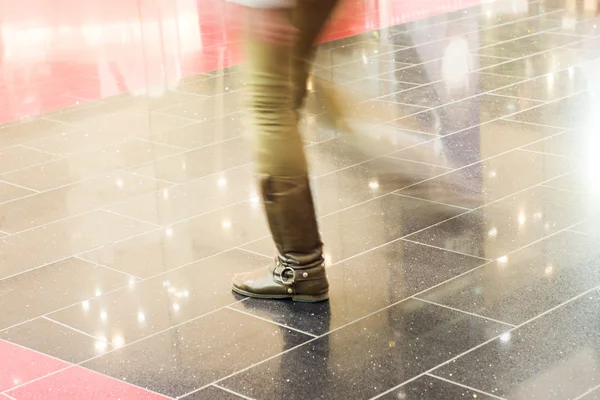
[292,292,329,303]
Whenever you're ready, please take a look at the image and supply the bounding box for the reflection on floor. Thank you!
[1,0,600,399]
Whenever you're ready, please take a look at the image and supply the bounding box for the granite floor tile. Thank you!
[508,91,592,129]
[25,114,192,156]
[232,239,486,336]
[381,73,524,108]
[312,157,450,216]
[375,41,462,65]
[0,318,112,363]
[182,386,246,400]
[220,299,508,400]
[175,74,247,97]
[106,164,256,225]
[0,146,58,175]
[0,118,74,148]
[522,130,583,157]
[157,92,243,122]
[493,67,591,101]
[315,42,406,67]
[390,94,543,136]
[323,59,413,83]
[50,250,269,345]
[475,15,564,43]
[0,210,154,280]
[146,112,243,150]
[341,78,417,98]
[0,257,131,330]
[1,140,178,191]
[0,172,167,233]
[128,137,251,183]
[244,193,465,264]
[478,33,581,59]
[390,119,562,168]
[570,215,600,238]
[146,90,208,111]
[79,201,269,277]
[377,375,499,400]
[418,230,600,325]
[399,149,572,209]
[580,389,600,400]
[405,186,589,259]
[81,308,311,398]
[0,181,34,204]
[543,171,599,194]
[481,48,590,78]
[432,289,600,400]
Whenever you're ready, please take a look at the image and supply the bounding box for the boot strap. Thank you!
[273,265,295,286]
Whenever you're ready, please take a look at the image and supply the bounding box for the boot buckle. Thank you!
[275,266,296,286]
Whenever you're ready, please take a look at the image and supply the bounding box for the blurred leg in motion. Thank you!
[231,0,338,302]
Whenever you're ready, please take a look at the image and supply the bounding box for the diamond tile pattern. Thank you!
[1,0,600,399]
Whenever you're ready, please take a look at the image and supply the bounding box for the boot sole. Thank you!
[232,285,329,303]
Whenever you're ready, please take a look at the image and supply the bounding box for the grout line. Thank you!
[0,179,40,193]
[236,247,272,259]
[18,144,67,158]
[485,91,547,103]
[226,307,318,339]
[42,316,111,344]
[212,384,255,400]
[391,192,473,211]
[414,297,517,328]
[100,209,162,228]
[400,238,490,261]
[383,155,453,170]
[425,374,507,400]
[72,256,143,280]
[518,148,570,158]
[499,118,569,131]
[573,384,600,400]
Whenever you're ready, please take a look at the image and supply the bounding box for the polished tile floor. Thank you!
[1,0,600,399]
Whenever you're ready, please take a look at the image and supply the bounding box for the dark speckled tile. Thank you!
[481,49,590,79]
[82,308,311,398]
[398,149,572,209]
[389,94,542,136]
[0,317,111,363]
[312,157,450,216]
[220,299,509,400]
[79,201,269,278]
[581,389,600,400]
[381,73,524,108]
[243,194,465,264]
[418,231,600,325]
[477,33,582,59]
[522,129,590,158]
[508,92,592,129]
[432,289,600,400]
[49,250,270,344]
[0,257,131,330]
[232,239,486,336]
[493,67,591,101]
[182,386,246,400]
[389,120,562,168]
[406,186,589,259]
[378,375,498,400]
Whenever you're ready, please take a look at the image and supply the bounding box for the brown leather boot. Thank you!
[232,175,329,302]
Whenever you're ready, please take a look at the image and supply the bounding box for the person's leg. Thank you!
[291,0,340,112]
[231,5,332,302]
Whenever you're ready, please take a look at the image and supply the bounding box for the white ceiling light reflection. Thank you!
[138,312,146,323]
[488,227,498,238]
[545,264,554,275]
[95,339,108,353]
[128,277,136,288]
[116,179,124,188]
[162,189,170,200]
[82,300,90,310]
[217,178,227,188]
[112,335,125,348]
[165,227,174,237]
[500,332,511,343]
[173,303,181,312]
[497,255,509,264]
[222,220,232,229]
[518,213,526,225]
[369,179,380,190]
[100,310,108,321]
[95,289,102,297]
